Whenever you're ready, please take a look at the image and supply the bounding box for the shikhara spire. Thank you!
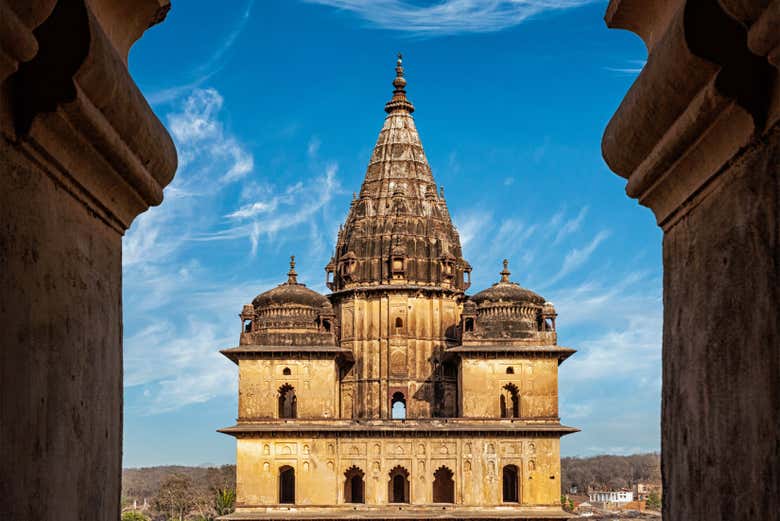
[326,55,471,292]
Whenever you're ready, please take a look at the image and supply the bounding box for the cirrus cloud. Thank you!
[304,0,595,35]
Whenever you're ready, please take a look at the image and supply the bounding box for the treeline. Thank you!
[562,453,661,492]
[123,465,235,502]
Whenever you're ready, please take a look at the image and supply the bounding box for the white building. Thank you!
[589,490,634,503]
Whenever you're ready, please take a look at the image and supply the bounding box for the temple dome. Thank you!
[252,281,329,310]
[470,259,545,306]
[252,256,329,310]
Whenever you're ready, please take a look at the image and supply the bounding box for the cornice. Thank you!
[1,0,176,232]
[218,419,579,437]
[602,0,779,230]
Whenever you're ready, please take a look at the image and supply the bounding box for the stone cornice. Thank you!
[444,345,576,364]
[218,419,579,436]
[602,0,779,230]
[220,345,355,365]
[0,0,176,232]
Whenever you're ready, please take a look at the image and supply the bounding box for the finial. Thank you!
[287,255,298,284]
[385,53,415,114]
[500,259,511,283]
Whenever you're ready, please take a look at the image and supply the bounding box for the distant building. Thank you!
[633,482,662,500]
[589,490,634,503]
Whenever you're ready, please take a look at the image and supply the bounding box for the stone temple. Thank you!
[219,55,577,520]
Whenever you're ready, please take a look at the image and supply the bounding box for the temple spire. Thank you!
[384,53,415,114]
[287,255,298,284]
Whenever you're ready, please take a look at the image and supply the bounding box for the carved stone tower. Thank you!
[220,55,576,520]
[324,54,471,421]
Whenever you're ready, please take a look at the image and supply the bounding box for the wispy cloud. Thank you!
[604,59,647,75]
[304,0,595,35]
[123,87,345,414]
[550,229,610,283]
[147,0,255,104]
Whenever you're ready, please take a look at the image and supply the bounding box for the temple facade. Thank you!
[219,55,577,520]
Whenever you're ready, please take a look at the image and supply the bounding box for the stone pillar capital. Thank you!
[1,0,176,232]
[602,0,779,230]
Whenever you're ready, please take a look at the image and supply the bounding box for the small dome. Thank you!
[252,283,329,309]
[252,256,329,310]
[471,259,545,306]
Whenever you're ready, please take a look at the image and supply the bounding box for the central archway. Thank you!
[502,465,519,503]
[279,465,295,504]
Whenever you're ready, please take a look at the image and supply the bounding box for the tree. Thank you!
[152,474,197,521]
[214,488,236,516]
[646,490,662,510]
[121,512,150,521]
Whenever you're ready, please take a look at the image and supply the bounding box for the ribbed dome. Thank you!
[252,257,329,310]
[471,260,545,306]
[253,283,329,310]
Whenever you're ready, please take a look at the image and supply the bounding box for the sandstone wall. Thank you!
[239,358,340,419]
[235,436,561,508]
[459,357,559,419]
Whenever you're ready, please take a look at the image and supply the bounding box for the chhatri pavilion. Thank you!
[219,55,577,520]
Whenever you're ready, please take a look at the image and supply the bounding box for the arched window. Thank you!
[464,317,474,332]
[395,317,403,328]
[278,384,297,419]
[279,466,295,504]
[243,319,252,333]
[282,367,291,376]
[391,391,406,419]
[500,384,519,418]
[388,466,410,503]
[506,367,514,374]
[502,465,519,503]
[344,466,365,503]
[432,466,455,503]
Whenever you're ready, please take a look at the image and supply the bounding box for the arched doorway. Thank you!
[500,383,519,418]
[388,466,410,503]
[279,466,295,504]
[502,465,519,503]
[344,466,365,503]
[278,384,297,418]
[432,466,455,503]
[391,391,406,419]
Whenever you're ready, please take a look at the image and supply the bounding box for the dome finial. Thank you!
[385,53,415,114]
[500,259,511,283]
[287,255,298,284]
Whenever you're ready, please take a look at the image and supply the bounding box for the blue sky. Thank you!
[122,0,660,468]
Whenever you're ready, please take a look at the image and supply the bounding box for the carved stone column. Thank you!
[602,1,779,519]
[0,1,176,520]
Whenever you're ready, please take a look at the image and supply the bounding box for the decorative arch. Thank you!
[387,466,410,503]
[432,466,455,503]
[344,466,365,503]
[502,464,520,503]
[282,367,292,376]
[279,465,295,504]
[391,391,406,419]
[278,383,297,419]
[499,383,520,418]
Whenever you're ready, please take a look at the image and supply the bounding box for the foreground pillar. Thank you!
[602,1,778,519]
[0,1,176,520]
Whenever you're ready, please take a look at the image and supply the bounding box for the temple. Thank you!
[219,55,577,520]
